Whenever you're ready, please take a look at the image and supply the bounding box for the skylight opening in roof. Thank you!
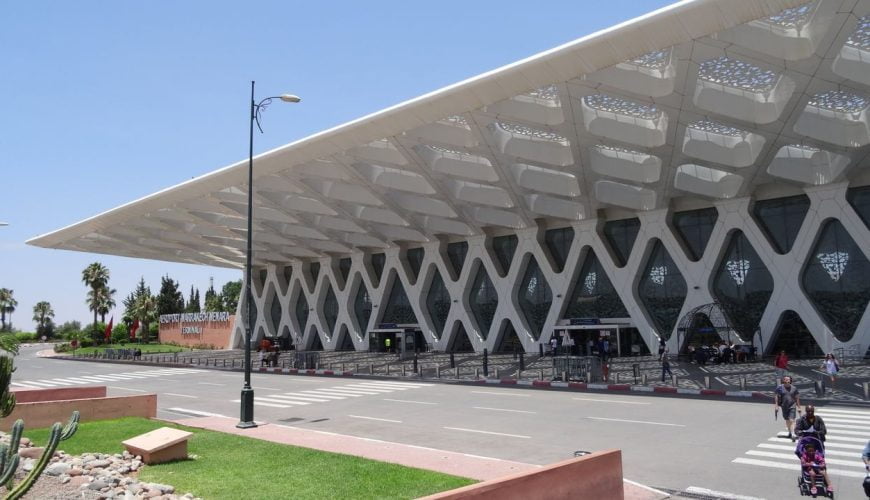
[845,16,870,51]
[496,122,567,143]
[687,120,745,137]
[697,56,777,92]
[807,90,870,113]
[762,2,815,29]
[583,94,661,120]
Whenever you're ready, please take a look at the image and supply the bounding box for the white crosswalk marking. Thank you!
[732,407,870,479]
[16,369,206,388]
[234,380,433,408]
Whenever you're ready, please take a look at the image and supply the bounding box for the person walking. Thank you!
[661,352,673,383]
[774,350,789,385]
[821,353,839,393]
[550,336,558,357]
[795,405,827,443]
[774,375,802,441]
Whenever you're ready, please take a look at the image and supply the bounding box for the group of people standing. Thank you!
[774,351,841,392]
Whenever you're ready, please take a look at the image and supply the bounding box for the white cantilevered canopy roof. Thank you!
[28,0,870,268]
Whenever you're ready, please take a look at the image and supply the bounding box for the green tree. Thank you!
[156,275,184,316]
[82,263,110,342]
[185,286,201,313]
[123,278,151,325]
[111,323,129,344]
[0,288,17,332]
[32,301,55,337]
[57,320,82,340]
[132,294,157,343]
[88,286,116,324]
[204,283,221,312]
[220,280,242,313]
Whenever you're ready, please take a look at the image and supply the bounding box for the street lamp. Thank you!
[238,81,301,429]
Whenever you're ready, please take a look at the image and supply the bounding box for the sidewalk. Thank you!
[170,415,667,499]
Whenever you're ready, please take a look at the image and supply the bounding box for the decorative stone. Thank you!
[88,480,110,490]
[45,462,70,476]
[18,446,44,459]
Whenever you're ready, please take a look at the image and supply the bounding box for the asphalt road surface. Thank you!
[12,345,870,499]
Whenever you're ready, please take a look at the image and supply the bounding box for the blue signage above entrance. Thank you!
[570,318,600,326]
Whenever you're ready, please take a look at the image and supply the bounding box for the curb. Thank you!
[50,355,786,403]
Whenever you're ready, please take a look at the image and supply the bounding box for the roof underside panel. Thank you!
[28,0,870,268]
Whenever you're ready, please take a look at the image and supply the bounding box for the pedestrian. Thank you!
[795,405,827,443]
[774,375,802,441]
[257,348,265,367]
[550,336,558,357]
[774,350,789,384]
[821,353,839,392]
[661,353,673,382]
[862,440,870,497]
[601,338,610,363]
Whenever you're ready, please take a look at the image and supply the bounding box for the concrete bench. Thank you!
[122,427,193,465]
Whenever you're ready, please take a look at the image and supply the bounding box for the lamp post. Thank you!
[238,81,300,429]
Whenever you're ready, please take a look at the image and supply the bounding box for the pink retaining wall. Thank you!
[11,386,106,403]
[420,450,624,500]
[0,394,157,429]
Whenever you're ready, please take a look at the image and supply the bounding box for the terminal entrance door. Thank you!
[369,329,400,352]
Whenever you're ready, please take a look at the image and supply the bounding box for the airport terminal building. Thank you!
[29,0,870,359]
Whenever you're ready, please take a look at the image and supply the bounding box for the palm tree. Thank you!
[89,286,116,324]
[0,289,11,331]
[0,289,17,332]
[133,294,157,343]
[82,263,110,341]
[32,301,55,334]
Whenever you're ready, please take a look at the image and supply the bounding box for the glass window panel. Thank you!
[382,278,418,325]
[406,248,424,282]
[354,283,372,335]
[339,258,352,283]
[672,208,718,261]
[711,231,773,341]
[425,270,450,339]
[269,295,282,332]
[469,265,498,339]
[282,266,293,285]
[517,256,552,340]
[603,218,640,267]
[753,195,810,254]
[447,242,468,277]
[371,253,386,285]
[295,293,309,333]
[323,285,338,335]
[310,262,321,284]
[495,321,523,353]
[544,227,574,273]
[769,310,823,358]
[847,186,870,230]
[565,249,629,319]
[637,240,687,339]
[449,322,475,352]
[802,219,870,342]
[492,235,518,276]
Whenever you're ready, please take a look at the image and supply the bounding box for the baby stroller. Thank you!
[794,432,833,498]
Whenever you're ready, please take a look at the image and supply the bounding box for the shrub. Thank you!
[14,332,37,343]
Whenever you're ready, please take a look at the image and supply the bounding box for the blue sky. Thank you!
[1,1,673,330]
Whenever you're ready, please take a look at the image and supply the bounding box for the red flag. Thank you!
[130,319,140,340]
[104,317,114,342]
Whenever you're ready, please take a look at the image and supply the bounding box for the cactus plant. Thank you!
[0,411,79,500]
[0,357,16,419]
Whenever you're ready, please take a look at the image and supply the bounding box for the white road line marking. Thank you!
[444,427,531,439]
[382,399,437,405]
[21,381,57,387]
[322,387,382,395]
[825,435,870,443]
[348,415,402,423]
[586,417,685,427]
[166,407,228,418]
[472,407,536,414]
[230,399,292,408]
[254,387,283,392]
[42,379,74,386]
[79,375,125,381]
[818,417,870,425]
[333,386,392,394]
[766,437,865,450]
[264,394,327,403]
[825,422,870,431]
[572,397,650,405]
[255,397,310,406]
[108,386,147,392]
[304,389,363,397]
[745,450,866,468]
[733,458,866,478]
[624,479,669,497]
[350,383,408,390]
[284,391,345,400]
[198,382,223,386]
[471,391,530,397]
[10,382,38,388]
[815,408,870,417]
[819,428,870,437]
[52,378,89,384]
[356,382,427,389]
[757,443,857,457]
[715,376,731,386]
[684,486,764,500]
[163,393,198,399]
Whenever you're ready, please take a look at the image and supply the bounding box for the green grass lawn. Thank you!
[70,343,186,355]
[25,417,475,499]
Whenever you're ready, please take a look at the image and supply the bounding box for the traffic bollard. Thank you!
[450,353,455,368]
[483,348,488,377]
[413,354,418,374]
[863,382,869,400]
[370,363,374,375]
[704,376,711,389]
[739,376,746,391]
[401,364,406,377]
[615,372,621,383]
[386,364,390,375]
[475,368,479,379]
[519,352,525,372]
[539,370,544,380]
[586,370,592,383]
[436,365,440,378]
[562,371,568,382]
[672,374,678,386]
[355,363,359,373]
[642,373,647,385]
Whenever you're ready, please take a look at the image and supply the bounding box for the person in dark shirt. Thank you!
[774,376,801,441]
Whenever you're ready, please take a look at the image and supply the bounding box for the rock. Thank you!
[88,480,110,490]
[18,447,44,459]
[70,458,84,467]
[117,466,130,474]
[20,437,31,447]
[90,459,111,468]
[149,483,175,494]
[123,491,135,500]
[45,462,70,476]
[68,467,84,476]
[131,459,142,470]
[145,490,162,498]
[70,476,91,487]
[22,459,34,472]
[61,475,71,484]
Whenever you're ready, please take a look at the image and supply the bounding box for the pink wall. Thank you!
[11,386,106,403]
[0,394,157,429]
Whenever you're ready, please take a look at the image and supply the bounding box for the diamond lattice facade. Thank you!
[27,0,870,357]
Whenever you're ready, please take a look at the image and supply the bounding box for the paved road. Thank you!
[13,345,870,499]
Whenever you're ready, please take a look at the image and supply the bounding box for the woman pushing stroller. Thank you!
[794,406,833,496]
